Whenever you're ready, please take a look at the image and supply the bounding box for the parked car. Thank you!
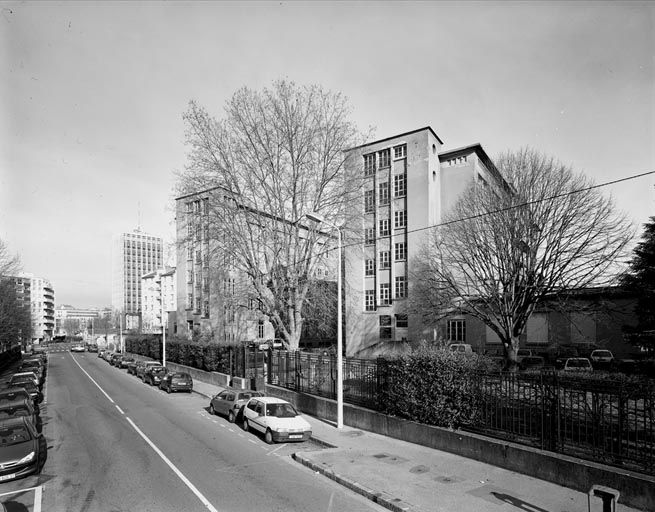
[110,354,124,366]
[0,416,47,482]
[9,372,40,389]
[144,365,168,386]
[0,398,41,433]
[70,344,86,353]
[3,384,41,406]
[563,357,593,372]
[519,356,546,371]
[448,343,474,354]
[210,389,263,423]
[86,344,98,353]
[159,372,193,393]
[242,397,312,444]
[18,360,44,379]
[0,388,39,415]
[136,361,161,381]
[555,346,580,368]
[590,349,614,364]
[124,359,138,374]
[119,357,135,369]
[98,350,107,359]
[516,348,532,362]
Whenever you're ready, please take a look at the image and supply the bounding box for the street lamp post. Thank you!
[161,278,166,368]
[305,212,343,429]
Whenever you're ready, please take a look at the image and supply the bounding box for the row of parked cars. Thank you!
[0,350,49,483]
[98,351,193,393]
[100,350,312,445]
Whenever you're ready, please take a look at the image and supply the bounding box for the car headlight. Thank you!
[276,428,289,433]
[18,451,35,464]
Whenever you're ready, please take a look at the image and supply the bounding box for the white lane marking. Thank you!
[212,420,218,424]
[34,485,42,512]
[70,354,220,512]
[266,444,286,456]
[248,439,256,444]
[228,428,234,432]
[115,405,125,415]
[127,417,219,512]
[220,424,226,428]
[69,355,115,404]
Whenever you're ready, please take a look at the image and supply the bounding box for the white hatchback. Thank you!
[242,397,312,444]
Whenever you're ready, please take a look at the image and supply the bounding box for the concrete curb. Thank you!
[292,452,414,512]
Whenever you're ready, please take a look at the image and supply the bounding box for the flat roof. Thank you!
[346,126,444,152]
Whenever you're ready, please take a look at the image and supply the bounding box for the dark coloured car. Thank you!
[4,383,42,406]
[19,360,44,380]
[136,361,161,381]
[125,360,138,375]
[144,365,168,386]
[0,388,39,415]
[110,354,124,366]
[9,372,41,389]
[119,357,135,369]
[86,344,98,353]
[0,398,41,433]
[520,356,546,371]
[159,372,193,393]
[210,389,263,423]
[0,417,47,482]
[555,346,580,369]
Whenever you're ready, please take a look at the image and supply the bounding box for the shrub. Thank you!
[378,343,490,429]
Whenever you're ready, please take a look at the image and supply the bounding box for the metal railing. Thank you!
[268,351,654,475]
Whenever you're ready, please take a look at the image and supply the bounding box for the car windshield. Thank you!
[594,351,612,357]
[568,359,590,368]
[0,425,31,446]
[266,403,298,418]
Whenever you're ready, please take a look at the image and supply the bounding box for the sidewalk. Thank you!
[191,380,643,512]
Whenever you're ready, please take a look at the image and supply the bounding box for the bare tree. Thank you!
[178,80,367,349]
[0,239,20,278]
[0,239,30,348]
[410,148,634,369]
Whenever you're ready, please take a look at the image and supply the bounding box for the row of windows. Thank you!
[364,277,406,310]
[185,198,210,215]
[364,211,407,244]
[363,145,407,176]
[445,155,467,166]
[364,243,406,274]
[364,175,407,212]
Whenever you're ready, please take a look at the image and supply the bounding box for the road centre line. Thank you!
[115,405,125,415]
[71,354,220,512]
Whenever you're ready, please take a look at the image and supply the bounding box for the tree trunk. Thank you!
[504,337,520,372]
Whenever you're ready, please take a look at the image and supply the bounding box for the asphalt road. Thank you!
[0,350,386,512]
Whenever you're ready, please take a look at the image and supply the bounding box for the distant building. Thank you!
[343,128,510,357]
[54,305,110,335]
[111,230,164,330]
[6,274,55,342]
[141,267,177,334]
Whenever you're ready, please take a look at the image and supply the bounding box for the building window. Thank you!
[393,144,406,159]
[365,228,375,245]
[202,198,209,215]
[379,251,390,269]
[186,270,193,283]
[395,313,408,328]
[394,242,406,261]
[258,320,265,338]
[364,190,375,213]
[187,224,193,236]
[365,290,375,311]
[365,259,375,276]
[187,247,193,260]
[394,174,407,197]
[379,219,390,237]
[395,276,407,298]
[203,300,209,318]
[378,149,390,168]
[379,182,389,206]
[447,319,466,342]
[394,210,407,229]
[380,326,392,339]
[379,284,391,305]
[379,315,391,326]
[364,153,376,176]
[194,297,201,313]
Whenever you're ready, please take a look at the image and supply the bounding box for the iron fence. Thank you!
[268,350,655,475]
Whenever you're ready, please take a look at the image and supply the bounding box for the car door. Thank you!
[216,391,231,416]
[251,402,267,433]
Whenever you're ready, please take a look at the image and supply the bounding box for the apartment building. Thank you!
[343,127,507,357]
[141,267,177,334]
[111,230,164,330]
[175,188,336,344]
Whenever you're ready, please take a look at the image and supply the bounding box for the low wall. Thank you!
[231,377,249,389]
[126,354,230,388]
[266,385,654,512]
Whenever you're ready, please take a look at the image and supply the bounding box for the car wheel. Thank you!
[210,404,216,415]
[166,387,170,394]
[243,418,250,432]
[228,410,235,423]
[265,429,274,445]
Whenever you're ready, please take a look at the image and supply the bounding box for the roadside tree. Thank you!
[178,80,367,349]
[410,148,633,369]
[0,239,31,348]
[621,216,655,351]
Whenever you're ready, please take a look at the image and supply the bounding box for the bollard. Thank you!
[587,485,620,512]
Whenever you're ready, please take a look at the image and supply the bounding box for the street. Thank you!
[0,349,386,512]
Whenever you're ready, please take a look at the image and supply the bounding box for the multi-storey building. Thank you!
[54,305,110,335]
[6,274,55,342]
[111,230,163,330]
[141,267,177,334]
[344,127,508,357]
[175,188,335,344]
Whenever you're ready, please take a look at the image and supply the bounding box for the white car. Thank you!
[70,344,85,353]
[590,350,614,364]
[242,397,312,444]
[563,357,593,372]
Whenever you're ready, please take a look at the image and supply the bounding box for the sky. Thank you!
[1,1,653,308]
